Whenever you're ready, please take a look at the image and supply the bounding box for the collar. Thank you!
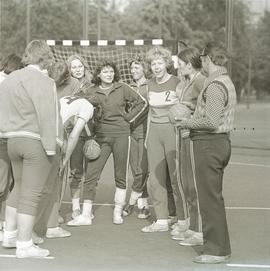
[27,64,49,76]
[204,67,228,87]
[130,78,148,88]
[95,82,122,95]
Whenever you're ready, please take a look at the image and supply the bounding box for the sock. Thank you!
[72,198,80,211]
[4,229,17,238]
[16,239,33,249]
[82,201,92,217]
[156,219,168,225]
[137,198,149,209]
[129,191,142,205]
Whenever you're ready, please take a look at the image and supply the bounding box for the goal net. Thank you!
[48,39,185,84]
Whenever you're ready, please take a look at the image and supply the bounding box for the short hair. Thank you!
[67,54,92,82]
[22,40,54,69]
[177,47,202,70]
[202,42,228,66]
[0,54,23,74]
[49,61,70,87]
[129,54,151,78]
[91,60,120,86]
[146,46,173,69]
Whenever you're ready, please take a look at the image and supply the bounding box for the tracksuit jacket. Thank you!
[88,82,147,137]
[0,65,63,155]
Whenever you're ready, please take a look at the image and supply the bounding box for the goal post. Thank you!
[47,39,186,83]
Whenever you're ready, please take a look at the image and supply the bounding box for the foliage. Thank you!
[1,0,269,98]
[252,11,270,97]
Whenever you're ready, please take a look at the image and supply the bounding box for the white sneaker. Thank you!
[137,208,151,219]
[46,227,71,238]
[113,208,123,225]
[167,216,177,226]
[141,222,168,233]
[170,223,189,236]
[16,244,50,259]
[72,210,94,220]
[67,215,92,226]
[32,232,44,244]
[179,233,203,246]
[170,229,192,240]
[71,209,81,219]
[2,236,16,248]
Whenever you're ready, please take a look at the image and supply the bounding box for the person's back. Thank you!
[0,66,58,153]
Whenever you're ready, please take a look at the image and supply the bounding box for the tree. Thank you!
[253,11,270,97]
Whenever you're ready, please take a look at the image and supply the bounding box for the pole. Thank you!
[158,0,162,39]
[26,0,30,45]
[0,0,2,52]
[83,0,88,40]
[225,0,233,76]
[97,0,101,40]
[246,54,252,109]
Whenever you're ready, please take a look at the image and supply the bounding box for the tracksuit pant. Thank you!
[69,135,88,191]
[147,122,187,220]
[84,135,130,201]
[180,136,202,232]
[129,134,148,198]
[191,132,231,256]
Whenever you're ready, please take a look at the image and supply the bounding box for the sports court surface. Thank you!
[0,103,269,271]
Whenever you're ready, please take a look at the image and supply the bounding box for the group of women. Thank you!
[0,39,235,264]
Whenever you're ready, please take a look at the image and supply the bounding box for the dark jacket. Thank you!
[88,82,147,137]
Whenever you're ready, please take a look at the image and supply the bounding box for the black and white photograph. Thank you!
[0,0,269,270]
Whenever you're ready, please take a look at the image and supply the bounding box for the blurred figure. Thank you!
[67,60,146,226]
[141,47,188,233]
[0,54,23,242]
[176,42,236,264]
[123,55,150,219]
[0,40,62,258]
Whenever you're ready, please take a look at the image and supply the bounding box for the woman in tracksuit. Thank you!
[141,47,188,233]
[67,60,147,226]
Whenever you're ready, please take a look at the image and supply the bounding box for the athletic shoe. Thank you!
[122,204,134,217]
[71,209,81,219]
[167,216,177,226]
[193,254,230,264]
[171,222,178,230]
[170,223,189,236]
[32,232,44,245]
[137,207,150,219]
[141,222,168,233]
[16,244,50,259]
[46,227,71,238]
[179,234,203,246]
[113,208,123,224]
[171,229,194,240]
[67,215,92,226]
[58,215,64,224]
[2,236,16,248]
